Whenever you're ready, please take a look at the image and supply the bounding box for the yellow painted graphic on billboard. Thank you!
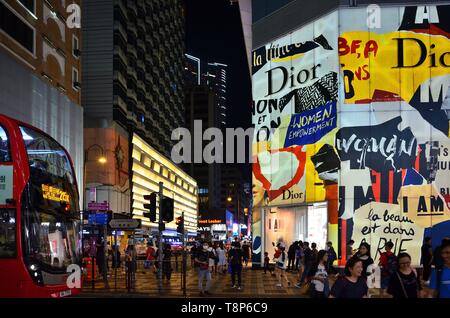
[339,31,450,104]
[398,184,450,228]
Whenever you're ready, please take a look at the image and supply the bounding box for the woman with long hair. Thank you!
[354,242,374,277]
[310,250,329,298]
[329,257,369,298]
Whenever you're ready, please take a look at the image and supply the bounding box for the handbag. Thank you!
[396,271,408,298]
[144,260,150,269]
[228,263,232,274]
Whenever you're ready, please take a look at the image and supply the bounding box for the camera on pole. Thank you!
[143,193,157,222]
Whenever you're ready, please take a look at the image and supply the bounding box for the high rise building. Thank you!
[0,0,83,198]
[184,53,201,86]
[83,0,185,158]
[184,83,222,219]
[184,54,230,221]
[82,0,186,214]
[204,62,227,128]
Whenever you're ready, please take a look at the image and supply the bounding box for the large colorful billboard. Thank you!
[252,5,450,266]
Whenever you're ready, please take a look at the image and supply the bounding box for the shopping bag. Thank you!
[144,260,150,269]
[228,263,232,274]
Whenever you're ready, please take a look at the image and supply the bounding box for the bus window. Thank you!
[19,126,75,184]
[19,126,78,211]
[0,209,15,258]
[0,125,11,162]
[19,126,80,271]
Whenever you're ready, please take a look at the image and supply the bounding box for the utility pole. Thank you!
[181,212,186,296]
[103,221,109,289]
[158,182,164,293]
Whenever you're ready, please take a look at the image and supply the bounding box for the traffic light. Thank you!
[161,197,174,222]
[143,193,157,222]
[176,215,184,233]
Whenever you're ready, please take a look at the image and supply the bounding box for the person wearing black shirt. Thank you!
[298,242,314,285]
[387,252,422,298]
[420,237,433,282]
[228,241,244,290]
[162,244,172,281]
[329,257,368,298]
[353,242,374,277]
[195,242,215,296]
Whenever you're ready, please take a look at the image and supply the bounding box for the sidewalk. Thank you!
[79,262,410,298]
[80,262,308,298]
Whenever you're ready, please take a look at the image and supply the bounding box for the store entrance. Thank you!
[263,202,328,255]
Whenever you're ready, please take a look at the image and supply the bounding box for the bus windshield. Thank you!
[19,126,81,270]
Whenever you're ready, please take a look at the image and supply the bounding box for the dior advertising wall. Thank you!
[252,5,450,266]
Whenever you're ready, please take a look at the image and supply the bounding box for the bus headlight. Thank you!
[28,263,44,286]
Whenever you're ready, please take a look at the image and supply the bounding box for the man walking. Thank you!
[195,242,215,296]
[228,241,244,290]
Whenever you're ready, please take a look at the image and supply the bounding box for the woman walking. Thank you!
[275,243,291,287]
[329,257,369,298]
[216,242,227,274]
[387,252,422,298]
[310,250,329,298]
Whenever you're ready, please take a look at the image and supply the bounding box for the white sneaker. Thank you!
[276,283,282,287]
[231,285,237,288]
[237,286,242,290]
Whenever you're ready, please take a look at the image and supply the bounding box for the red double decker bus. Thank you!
[0,114,81,297]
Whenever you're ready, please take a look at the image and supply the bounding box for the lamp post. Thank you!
[227,191,240,237]
[83,143,107,289]
[83,144,107,210]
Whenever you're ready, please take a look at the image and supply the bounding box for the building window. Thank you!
[72,67,80,91]
[72,34,80,59]
[0,2,35,54]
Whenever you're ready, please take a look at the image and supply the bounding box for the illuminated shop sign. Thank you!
[198,219,223,224]
[41,184,70,203]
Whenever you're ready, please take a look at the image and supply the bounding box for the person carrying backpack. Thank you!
[379,241,397,294]
[274,243,291,288]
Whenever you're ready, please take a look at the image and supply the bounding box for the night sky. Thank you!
[184,0,252,130]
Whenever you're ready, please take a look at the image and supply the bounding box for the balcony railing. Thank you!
[114,21,127,41]
[114,0,127,17]
[127,1,137,16]
[127,23,138,36]
[127,88,137,101]
[113,70,127,88]
[127,44,138,58]
[113,95,127,112]
[113,45,127,64]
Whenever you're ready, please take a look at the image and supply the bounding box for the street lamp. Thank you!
[83,144,107,210]
[83,143,108,289]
